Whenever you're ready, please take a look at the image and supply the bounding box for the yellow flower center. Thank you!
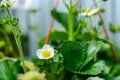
[85,8,92,13]
[42,50,51,58]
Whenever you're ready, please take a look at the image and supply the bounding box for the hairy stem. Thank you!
[68,0,74,40]
[6,9,26,72]
[7,9,12,20]
[14,36,26,73]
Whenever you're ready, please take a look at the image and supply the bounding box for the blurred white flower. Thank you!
[36,44,54,59]
[0,0,15,9]
[11,0,40,10]
[11,0,32,10]
[22,71,46,80]
[80,8,99,16]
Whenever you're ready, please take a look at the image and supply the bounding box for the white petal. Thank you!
[80,8,99,16]
[50,48,54,53]
[81,13,87,16]
[42,44,51,50]
[38,54,44,59]
[37,52,44,59]
[36,49,42,57]
[92,8,99,13]
[48,48,54,58]
[88,8,99,16]
[51,51,54,58]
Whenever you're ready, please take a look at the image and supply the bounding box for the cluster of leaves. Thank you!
[61,41,104,74]
[0,58,22,80]
[35,41,105,80]
[0,58,44,80]
[37,0,120,80]
[37,40,120,80]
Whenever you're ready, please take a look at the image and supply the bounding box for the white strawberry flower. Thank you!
[80,8,99,16]
[0,0,15,9]
[36,44,54,59]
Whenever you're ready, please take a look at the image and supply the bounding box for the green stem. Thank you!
[63,0,69,9]
[6,9,26,73]
[68,12,73,40]
[7,9,12,20]
[68,0,73,40]
[73,0,81,37]
[89,16,93,29]
[14,37,26,73]
[94,56,97,61]
[73,24,80,37]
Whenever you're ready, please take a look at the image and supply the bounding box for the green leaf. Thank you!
[80,32,94,41]
[38,37,45,48]
[61,41,86,72]
[105,76,120,80]
[13,59,23,76]
[80,20,87,28]
[0,59,16,80]
[53,50,63,62]
[51,9,79,31]
[50,30,68,41]
[81,41,103,68]
[79,61,105,75]
[51,9,68,30]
